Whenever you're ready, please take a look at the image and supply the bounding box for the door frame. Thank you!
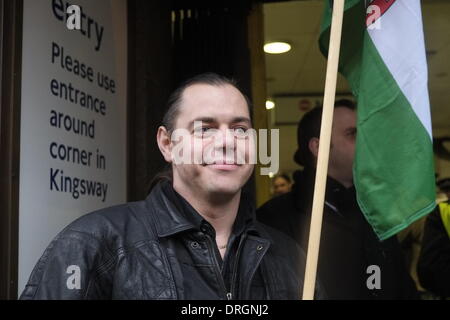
[0,0,23,300]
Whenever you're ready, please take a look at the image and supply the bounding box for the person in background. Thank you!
[257,99,418,299]
[272,173,292,197]
[398,178,450,296]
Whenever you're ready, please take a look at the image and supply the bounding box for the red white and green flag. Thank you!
[319,0,436,240]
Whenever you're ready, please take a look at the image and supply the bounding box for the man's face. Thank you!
[170,83,254,198]
[273,177,291,196]
[328,107,357,188]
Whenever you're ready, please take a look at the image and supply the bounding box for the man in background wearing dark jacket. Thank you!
[257,100,418,299]
[20,73,316,300]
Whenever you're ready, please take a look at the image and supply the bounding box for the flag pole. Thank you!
[302,0,345,300]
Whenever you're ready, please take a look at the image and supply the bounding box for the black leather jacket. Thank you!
[20,181,311,300]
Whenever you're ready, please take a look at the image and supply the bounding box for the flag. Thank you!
[319,0,436,240]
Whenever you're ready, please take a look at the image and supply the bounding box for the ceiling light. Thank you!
[266,100,275,110]
[264,42,291,54]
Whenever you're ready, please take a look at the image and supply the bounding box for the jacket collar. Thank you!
[292,167,357,216]
[146,180,256,238]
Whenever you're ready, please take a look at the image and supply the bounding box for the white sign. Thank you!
[19,0,127,293]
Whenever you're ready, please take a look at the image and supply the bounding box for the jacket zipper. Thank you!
[229,233,246,299]
[205,234,232,300]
